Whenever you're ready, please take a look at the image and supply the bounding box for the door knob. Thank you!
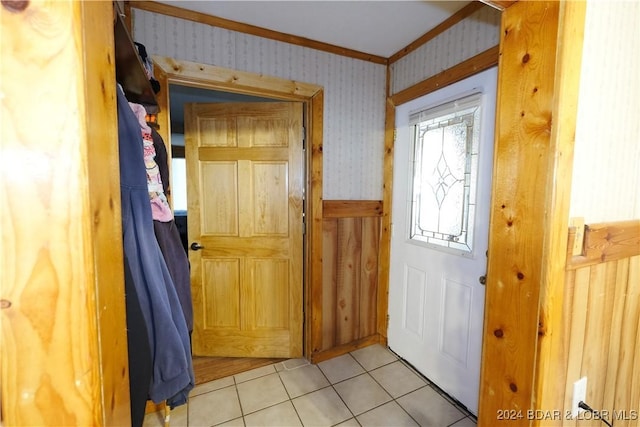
[479,275,487,285]
[190,242,204,251]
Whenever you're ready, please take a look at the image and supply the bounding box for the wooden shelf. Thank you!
[114,10,158,107]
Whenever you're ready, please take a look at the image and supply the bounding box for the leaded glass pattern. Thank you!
[409,94,482,254]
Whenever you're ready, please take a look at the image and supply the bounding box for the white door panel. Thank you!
[401,265,427,337]
[441,278,473,366]
[388,67,497,415]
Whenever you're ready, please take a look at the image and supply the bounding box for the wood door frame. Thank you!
[151,56,324,359]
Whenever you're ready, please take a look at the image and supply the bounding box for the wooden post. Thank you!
[1,1,130,424]
[478,1,560,425]
[535,2,586,424]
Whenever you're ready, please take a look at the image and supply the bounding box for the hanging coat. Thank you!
[117,89,194,408]
[150,127,193,332]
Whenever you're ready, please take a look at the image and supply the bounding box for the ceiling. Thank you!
[154,1,472,58]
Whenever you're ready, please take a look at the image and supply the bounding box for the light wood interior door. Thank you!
[185,102,304,358]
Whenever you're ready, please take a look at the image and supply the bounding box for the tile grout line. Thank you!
[318,353,359,425]
[393,353,476,420]
[232,372,247,426]
[343,347,473,427]
[179,346,476,427]
[348,349,423,426]
[274,364,306,426]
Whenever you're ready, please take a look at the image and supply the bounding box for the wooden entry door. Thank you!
[185,102,304,358]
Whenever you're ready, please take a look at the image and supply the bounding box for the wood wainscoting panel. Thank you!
[556,220,640,425]
[568,220,640,269]
[323,200,383,218]
[561,254,640,426]
[315,201,382,359]
[539,221,640,426]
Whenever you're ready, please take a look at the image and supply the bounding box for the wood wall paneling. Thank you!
[1,1,129,424]
[568,220,640,269]
[538,221,640,427]
[317,201,382,357]
[323,200,383,218]
[557,222,640,427]
[336,217,362,345]
[359,217,380,339]
[322,218,339,349]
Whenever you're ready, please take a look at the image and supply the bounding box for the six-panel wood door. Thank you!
[185,102,304,358]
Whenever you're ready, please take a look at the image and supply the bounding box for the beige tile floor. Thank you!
[144,344,477,427]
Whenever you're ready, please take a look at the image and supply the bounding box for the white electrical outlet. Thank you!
[572,377,588,417]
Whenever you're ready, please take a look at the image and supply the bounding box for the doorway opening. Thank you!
[153,56,324,385]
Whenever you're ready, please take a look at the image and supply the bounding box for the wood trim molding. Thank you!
[132,1,387,65]
[566,220,640,270]
[310,334,384,364]
[323,201,383,218]
[390,46,499,105]
[308,91,325,356]
[389,2,486,64]
[123,1,132,33]
[152,56,321,100]
[478,0,518,11]
[377,98,396,341]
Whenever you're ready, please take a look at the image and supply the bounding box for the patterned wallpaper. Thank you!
[133,9,386,200]
[570,0,640,222]
[133,3,639,218]
[390,6,500,96]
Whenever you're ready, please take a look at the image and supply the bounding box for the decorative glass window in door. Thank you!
[408,93,482,255]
